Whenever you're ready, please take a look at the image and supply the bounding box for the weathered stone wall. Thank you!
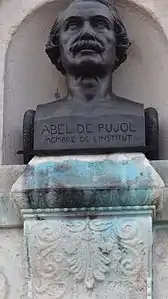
[0,229,24,299]
[1,0,168,163]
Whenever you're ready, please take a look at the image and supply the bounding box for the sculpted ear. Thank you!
[56,57,66,75]
[45,47,66,75]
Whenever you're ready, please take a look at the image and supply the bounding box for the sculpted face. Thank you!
[59,0,116,77]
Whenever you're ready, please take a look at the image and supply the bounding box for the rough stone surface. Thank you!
[0,162,164,226]
[23,208,153,299]
[0,165,25,191]
[151,161,168,187]
[153,224,168,299]
[0,165,25,227]
[0,160,166,298]
[0,228,24,299]
[151,161,168,220]
[0,162,166,227]
[11,154,164,211]
[0,211,168,299]
[1,0,168,163]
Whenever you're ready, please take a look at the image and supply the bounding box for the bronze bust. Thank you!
[42,0,141,114]
[20,0,159,163]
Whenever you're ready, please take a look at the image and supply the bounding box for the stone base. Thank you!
[11,153,164,211]
[0,161,166,297]
[10,153,164,298]
[23,207,153,299]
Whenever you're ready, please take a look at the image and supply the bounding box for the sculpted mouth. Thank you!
[70,40,104,55]
[80,49,95,54]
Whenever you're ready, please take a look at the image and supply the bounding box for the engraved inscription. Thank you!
[40,122,135,145]
[34,115,145,151]
[40,122,136,136]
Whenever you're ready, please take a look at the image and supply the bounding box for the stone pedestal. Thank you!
[23,207,153,299]
[11,153,164,298]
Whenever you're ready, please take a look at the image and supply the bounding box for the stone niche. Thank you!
[1,0,168,164]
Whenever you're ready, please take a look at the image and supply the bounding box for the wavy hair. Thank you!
[46,0,130,74]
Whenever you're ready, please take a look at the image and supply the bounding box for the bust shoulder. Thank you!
[36,96,75,119]
[113,95,144,115]
[35,95,144,120]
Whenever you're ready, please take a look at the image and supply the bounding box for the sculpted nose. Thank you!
[80,22,95,39]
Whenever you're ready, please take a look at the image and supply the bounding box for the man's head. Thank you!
[46,0,130,77]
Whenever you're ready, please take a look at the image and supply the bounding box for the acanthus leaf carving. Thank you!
[33,217,147,298]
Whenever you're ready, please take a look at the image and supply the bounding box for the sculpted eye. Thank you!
[97,21,107,29]
[68,22,78,30]
[64,18,83,31]
[92,16,111,30]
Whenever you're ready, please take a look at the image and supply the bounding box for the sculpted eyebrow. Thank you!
[91,15,111,26]
[64,16,82,28]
